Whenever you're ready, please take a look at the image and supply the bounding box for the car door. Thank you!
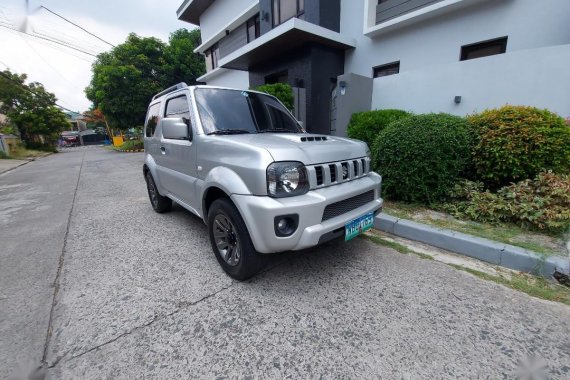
[158,93,199,210]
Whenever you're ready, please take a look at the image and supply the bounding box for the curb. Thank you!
[116,149,144,153]
[0,159,32,175]
[0,153,53,175]
[374,214,570,279]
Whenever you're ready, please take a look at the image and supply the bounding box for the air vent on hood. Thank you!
[300,136,328,142]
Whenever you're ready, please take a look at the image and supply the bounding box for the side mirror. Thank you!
[162,117,191,140]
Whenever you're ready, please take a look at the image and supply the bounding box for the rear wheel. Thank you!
[208,198,265,280]
[145,172,172,213]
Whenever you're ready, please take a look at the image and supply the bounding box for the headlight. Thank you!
[267,162,309,198]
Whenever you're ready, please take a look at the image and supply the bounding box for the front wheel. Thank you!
[208,198,265,280]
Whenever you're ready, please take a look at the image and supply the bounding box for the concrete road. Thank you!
[1,147,569,379]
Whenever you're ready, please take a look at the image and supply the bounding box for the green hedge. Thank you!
[468,105,570,188]
[373,113,472,204]
[254,83,294,111]
[347,109,411,149]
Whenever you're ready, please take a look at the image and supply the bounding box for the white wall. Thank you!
[371,44,570,118]
[205,69,250,89]
[200,0,258,42]
[342,0,570,77]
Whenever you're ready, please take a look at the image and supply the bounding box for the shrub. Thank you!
[446,172,570,233]
[0,150,10,159]
[118,139,144,151]
[347,109,411,148]
[468,105,570,188]
[373,113,472,204]
[24,141,57,152]
[254,83,294,111]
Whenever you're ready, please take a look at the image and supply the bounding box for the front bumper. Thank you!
[231,172,383,254]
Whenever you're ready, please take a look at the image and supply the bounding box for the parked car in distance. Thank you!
[60,131,80,147]
[143,83,383,280]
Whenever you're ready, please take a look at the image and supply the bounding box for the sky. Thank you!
[0,0,197,113]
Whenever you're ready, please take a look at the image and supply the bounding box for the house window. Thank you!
[461,37,507,61]
[206,43,220,70]
[247,14,260,43]
[273,0,305,27]
[373,61,400,78]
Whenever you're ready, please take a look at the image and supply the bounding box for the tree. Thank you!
[86,29,205,131]
[164,29,205,85]
[0,69,69,146]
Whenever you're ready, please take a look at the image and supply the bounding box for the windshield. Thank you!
[194,88,302,135]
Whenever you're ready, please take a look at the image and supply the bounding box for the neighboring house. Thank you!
[65,111,87,132]
[177,0,570,136]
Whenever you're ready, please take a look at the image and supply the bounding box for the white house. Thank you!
[177,0,570,135]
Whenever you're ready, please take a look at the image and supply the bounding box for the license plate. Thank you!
[345,212,374,241]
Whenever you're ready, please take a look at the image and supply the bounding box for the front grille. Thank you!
[315,166,323,186]
[307,157,370,190]
[322,190,375,222]
[329,164,337,183]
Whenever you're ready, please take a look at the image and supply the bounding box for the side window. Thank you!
[165,95,190,119]
[145,103,160,138]
[267,104,297,130]
[165,95,192,137]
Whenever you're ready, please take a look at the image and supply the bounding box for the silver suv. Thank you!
[143,83,383,280]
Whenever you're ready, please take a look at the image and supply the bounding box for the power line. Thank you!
[0,70,80,114]
[21,35,85,92]
[39,6,116,48]
[0,25,94,63]
[0,23,99,57]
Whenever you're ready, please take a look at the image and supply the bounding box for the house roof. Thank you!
[177,0,215,25]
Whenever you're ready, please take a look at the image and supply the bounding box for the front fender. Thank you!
[201,166,252,196]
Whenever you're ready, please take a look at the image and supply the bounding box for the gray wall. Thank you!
[371,44,570,118]
[334,73,373,137]
[340,0,570,119]
[199,0,257,41]
[344,0,570,77]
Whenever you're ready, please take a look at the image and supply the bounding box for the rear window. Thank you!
[145,103,161,137]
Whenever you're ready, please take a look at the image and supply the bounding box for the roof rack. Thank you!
[152,82,188,100]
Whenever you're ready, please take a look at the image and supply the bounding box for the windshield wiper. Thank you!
[258,128,297,133]
[207,129,251,135]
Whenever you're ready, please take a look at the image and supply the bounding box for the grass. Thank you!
[361,233,433,260]
[363,231,570,305]
[450,264,570,306]
[383,201,566,257]
[2,145,51,160]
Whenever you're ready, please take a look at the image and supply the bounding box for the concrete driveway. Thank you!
[1,147,569,379]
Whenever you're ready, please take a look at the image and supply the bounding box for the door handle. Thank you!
[160,146,166,155]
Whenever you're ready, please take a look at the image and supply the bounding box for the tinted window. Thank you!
[373,61,400,78]
[145,103,160,137]
[195,88,301,134]
[461,37,507,61]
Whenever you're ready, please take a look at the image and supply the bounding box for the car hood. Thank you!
[218,133,368,165]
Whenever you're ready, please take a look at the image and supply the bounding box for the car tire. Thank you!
[145,172,172,213]
[208,198,265,281]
